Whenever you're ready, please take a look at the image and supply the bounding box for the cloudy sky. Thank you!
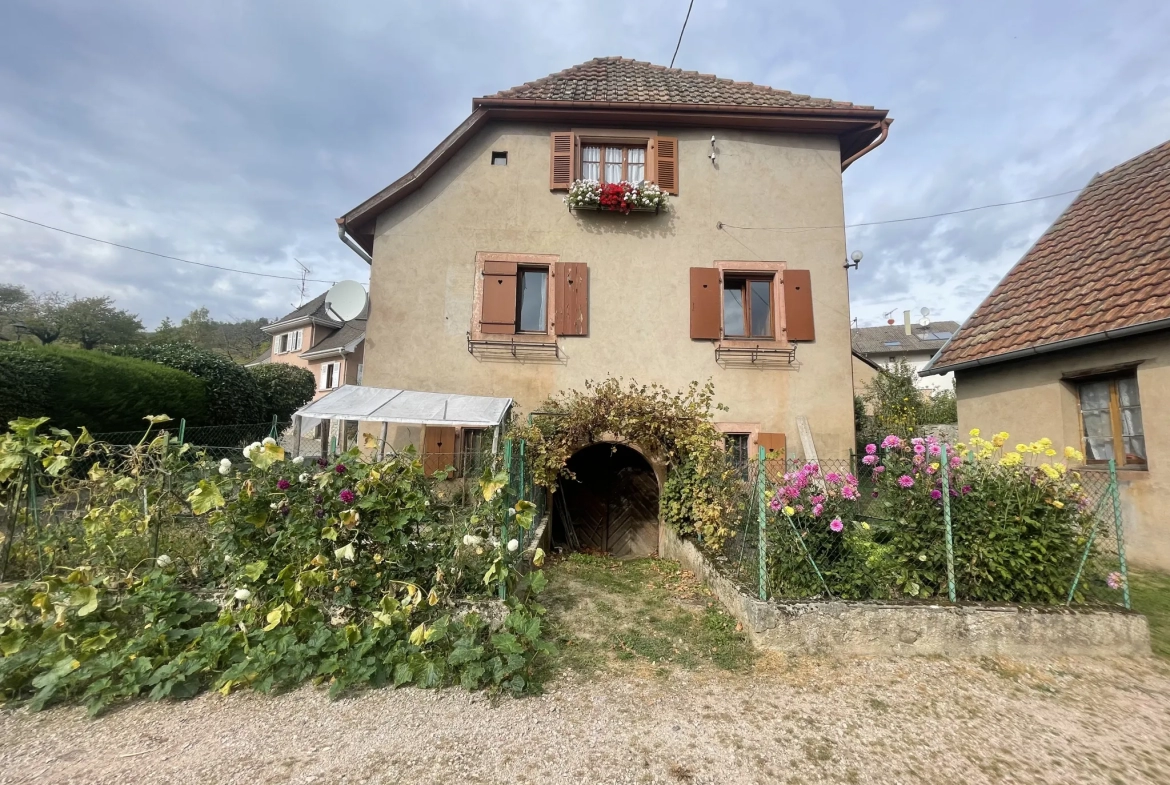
[2,0,1168,329]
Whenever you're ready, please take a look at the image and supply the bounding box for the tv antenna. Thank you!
[293,258,312,307]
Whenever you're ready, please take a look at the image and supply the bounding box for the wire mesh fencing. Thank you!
[90,418,286,462]
[707,447,1131,609]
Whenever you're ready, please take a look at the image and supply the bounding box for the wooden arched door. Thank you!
[556,443,659,557]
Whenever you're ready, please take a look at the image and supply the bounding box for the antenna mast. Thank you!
[293,258,312,307]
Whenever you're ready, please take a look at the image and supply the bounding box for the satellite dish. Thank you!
[325,280,367,322]
[919,316,931,327]
[920,307,930,317]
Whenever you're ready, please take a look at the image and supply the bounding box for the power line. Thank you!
[719,162,1170,233]
[0,209,341,284]
[669,0,695,69]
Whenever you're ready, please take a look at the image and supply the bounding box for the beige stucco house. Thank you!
[333,58,890,555]
[922,139,1170,570]
[248,292,367,400]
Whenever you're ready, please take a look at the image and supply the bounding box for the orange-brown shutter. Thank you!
[480,261,517,334]
[554,262,589,336]
[757,432,787,476]
[757,432,787,458]
[783,270,815,342]
[655,136,678,194]
[423,425,456,477]
[690,267,721,340]
[549,132,574,190]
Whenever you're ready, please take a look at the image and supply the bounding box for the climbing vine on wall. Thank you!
[510,378,740,548]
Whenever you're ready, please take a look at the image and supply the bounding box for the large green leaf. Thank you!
[70,586,99,617]
[187,480,225,515]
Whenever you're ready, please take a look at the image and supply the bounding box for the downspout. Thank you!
[841,119,892,172]
[336,219,373,264]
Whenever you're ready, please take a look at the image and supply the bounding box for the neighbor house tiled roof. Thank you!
[478,57,868,110]
[929,139,1170,372]
[852,322,961,356]
[302,319,366,357]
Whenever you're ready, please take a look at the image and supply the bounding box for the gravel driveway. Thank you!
[3,654,1169,785]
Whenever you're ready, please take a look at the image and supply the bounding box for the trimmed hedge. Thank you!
[114,343,263,425]
[0,343,207,432]
[249,363,316,422]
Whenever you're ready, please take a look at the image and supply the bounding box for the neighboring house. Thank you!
[332,57,890,555]
[921,139,1170,569]
[852,320,959,394]
[248,292,367,400]
[851,349,885,402]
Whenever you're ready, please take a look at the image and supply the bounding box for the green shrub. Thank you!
[0,343,64,425]
[0,344,206,432]
[249,363,317,421]
[115,343,263,424]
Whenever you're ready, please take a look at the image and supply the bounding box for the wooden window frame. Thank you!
[1076,373,1146,469]
[722,275,775,339]
[516,266,550,334]
[470,252,560,343]
[572,129,657,185]
[581,143,648,184]
[713,261,789,349]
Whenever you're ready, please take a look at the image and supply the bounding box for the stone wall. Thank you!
[661,527,1150,658]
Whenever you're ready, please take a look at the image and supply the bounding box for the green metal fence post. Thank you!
[1109,458,1131,609]
[500,439,513,600]
[269,415,279,439]
[178,418,186,445]
[757,447,767,601]
[940,444,956,602]
[27,456,43,574]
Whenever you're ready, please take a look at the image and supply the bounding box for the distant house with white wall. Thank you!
[851,320,958,394]
[247,292,367,400]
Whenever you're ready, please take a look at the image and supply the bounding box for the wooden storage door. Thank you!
[423,426,456,477]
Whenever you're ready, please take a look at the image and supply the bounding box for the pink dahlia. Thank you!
[769,496,782,512]
[865,443,877,455]
[825,472,842,484]
[339,489,356,504]
[929,444,942,456]
[880,435,902,449]
[873,466,885,474]
[829,518,844,533]
[913,443,926,455]
[862,454,877,466]
[841,485,859,500]
[812,503,824,517]
[897,475,915,489]
[930,489,943,500]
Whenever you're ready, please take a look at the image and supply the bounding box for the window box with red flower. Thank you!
[564,179,669,214]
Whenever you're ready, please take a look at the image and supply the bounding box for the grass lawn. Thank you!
[543,553,755,677]
[1130,569,1170,660]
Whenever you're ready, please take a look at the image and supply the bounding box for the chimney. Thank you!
[904,310,912,336]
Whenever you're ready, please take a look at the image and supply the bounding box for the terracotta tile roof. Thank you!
[853,322,961,355]
[478,57,869,110]
[929,139,1170,372]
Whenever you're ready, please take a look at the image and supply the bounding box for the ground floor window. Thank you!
[1078,373,1145,467]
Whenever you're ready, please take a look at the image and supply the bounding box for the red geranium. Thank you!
[598,182,633,214]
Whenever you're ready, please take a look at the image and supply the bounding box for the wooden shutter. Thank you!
[757,432,787,458]
[690,267,721,340]
[549,132,574,190]
[783,270,815,342]
[423,426,456,477]
[554,262,589,336]
[655,136,678,194]
[480,261,517,334]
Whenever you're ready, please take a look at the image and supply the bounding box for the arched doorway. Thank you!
[552,443,660,558]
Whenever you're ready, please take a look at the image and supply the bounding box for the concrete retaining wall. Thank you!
[661,527,1151,658]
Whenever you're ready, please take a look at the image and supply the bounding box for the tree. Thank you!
[0,284,30,341]
[59,297,144,350]
[17,291,68,345]
[150,307,271,362]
